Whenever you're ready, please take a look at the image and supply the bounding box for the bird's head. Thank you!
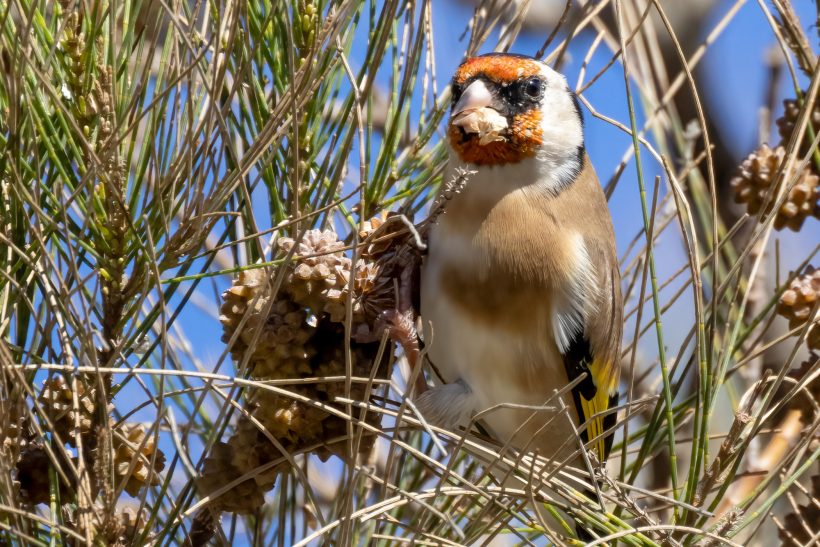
[447,53,584,171]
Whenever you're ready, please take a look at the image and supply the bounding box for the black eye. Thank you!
[451,82,464,104]
[524,77,543,98]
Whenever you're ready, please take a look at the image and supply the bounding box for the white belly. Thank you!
[420,247,580,460]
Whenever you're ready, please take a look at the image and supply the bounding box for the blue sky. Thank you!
[141,0,816,458]
[115,3,818,376]
[120,2,818,540]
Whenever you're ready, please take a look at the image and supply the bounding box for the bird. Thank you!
[418,52,623,527]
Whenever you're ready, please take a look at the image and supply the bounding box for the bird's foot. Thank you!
[413,379,476,432]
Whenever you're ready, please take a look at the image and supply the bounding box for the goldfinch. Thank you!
[419,53,623,472]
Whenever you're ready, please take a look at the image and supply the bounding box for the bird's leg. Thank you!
[376,238,427,396]
[379,227,480,430]
[378,308,427,397]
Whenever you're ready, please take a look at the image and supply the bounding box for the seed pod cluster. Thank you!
[729,144,820,231]
[38,376,100,446]
[112,423,166,497]
[1,396,28,456]
[776,94,820,157]
[778,267,820,351]
[203,228,399,513]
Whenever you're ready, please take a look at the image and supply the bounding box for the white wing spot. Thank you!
[551,234,597,353]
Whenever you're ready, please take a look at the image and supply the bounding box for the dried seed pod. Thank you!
[451,107,509,145]
[219,269,265,341]
[358,211,396,259]
[203,317,388,510]
[111,423,166,496]
[247,318,383,456]
[38,376,97,446]
[208,228,397,513]
[66,503,151,546]
[15,441,79,506]
[305,321,385,461]
[226,414,283,490]
[103,507,148,547]
[196,410,307,515]
[776,94,820,156]
[278,228,403,339]
[219,269,316,378]
[787,358,819,424]
[323,260,394,326]
[355,260,399,329]
[251,394,325,445]
[245,298,315,378]
[186,509,219,547]
[729,145,820,231]
[16,443,54,505]
[196,441,267,514]
[1,396,28,456]
[778,267,820,351]
[777,474,820,545]
[277,229,350,314]
[236,320,386,466]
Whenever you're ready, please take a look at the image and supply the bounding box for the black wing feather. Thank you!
[562,334,617,459]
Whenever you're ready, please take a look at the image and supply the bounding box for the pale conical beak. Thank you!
[450,80,508,145]
[452,79,494,116]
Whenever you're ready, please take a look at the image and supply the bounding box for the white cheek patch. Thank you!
[532,69,585,194]
[551,234,597,354]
